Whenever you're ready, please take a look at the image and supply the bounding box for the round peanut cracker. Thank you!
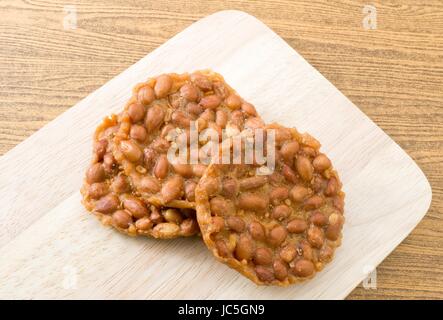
[81,70,263,238]
[195,124,345,285]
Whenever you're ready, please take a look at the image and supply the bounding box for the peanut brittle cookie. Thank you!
[195,124,345,285]
[81,70,263,238]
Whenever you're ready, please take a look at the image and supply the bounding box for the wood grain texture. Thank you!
[0,0,441,299]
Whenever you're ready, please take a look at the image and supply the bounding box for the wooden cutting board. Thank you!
[0,10,432,299]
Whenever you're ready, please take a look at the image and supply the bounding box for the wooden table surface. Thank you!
[0,0,442,299]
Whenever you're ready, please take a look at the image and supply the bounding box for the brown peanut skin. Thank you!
[145,105,165,133]
[161,175,184,203]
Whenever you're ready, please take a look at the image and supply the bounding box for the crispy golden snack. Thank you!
[81,71,263,238]
[195,124,345,285]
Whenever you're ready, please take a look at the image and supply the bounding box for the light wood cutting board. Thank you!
[0,10,432,299]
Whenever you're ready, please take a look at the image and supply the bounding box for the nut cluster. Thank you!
[195,124,344,285]
[81,71,263,238]
[81,71,345,285]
